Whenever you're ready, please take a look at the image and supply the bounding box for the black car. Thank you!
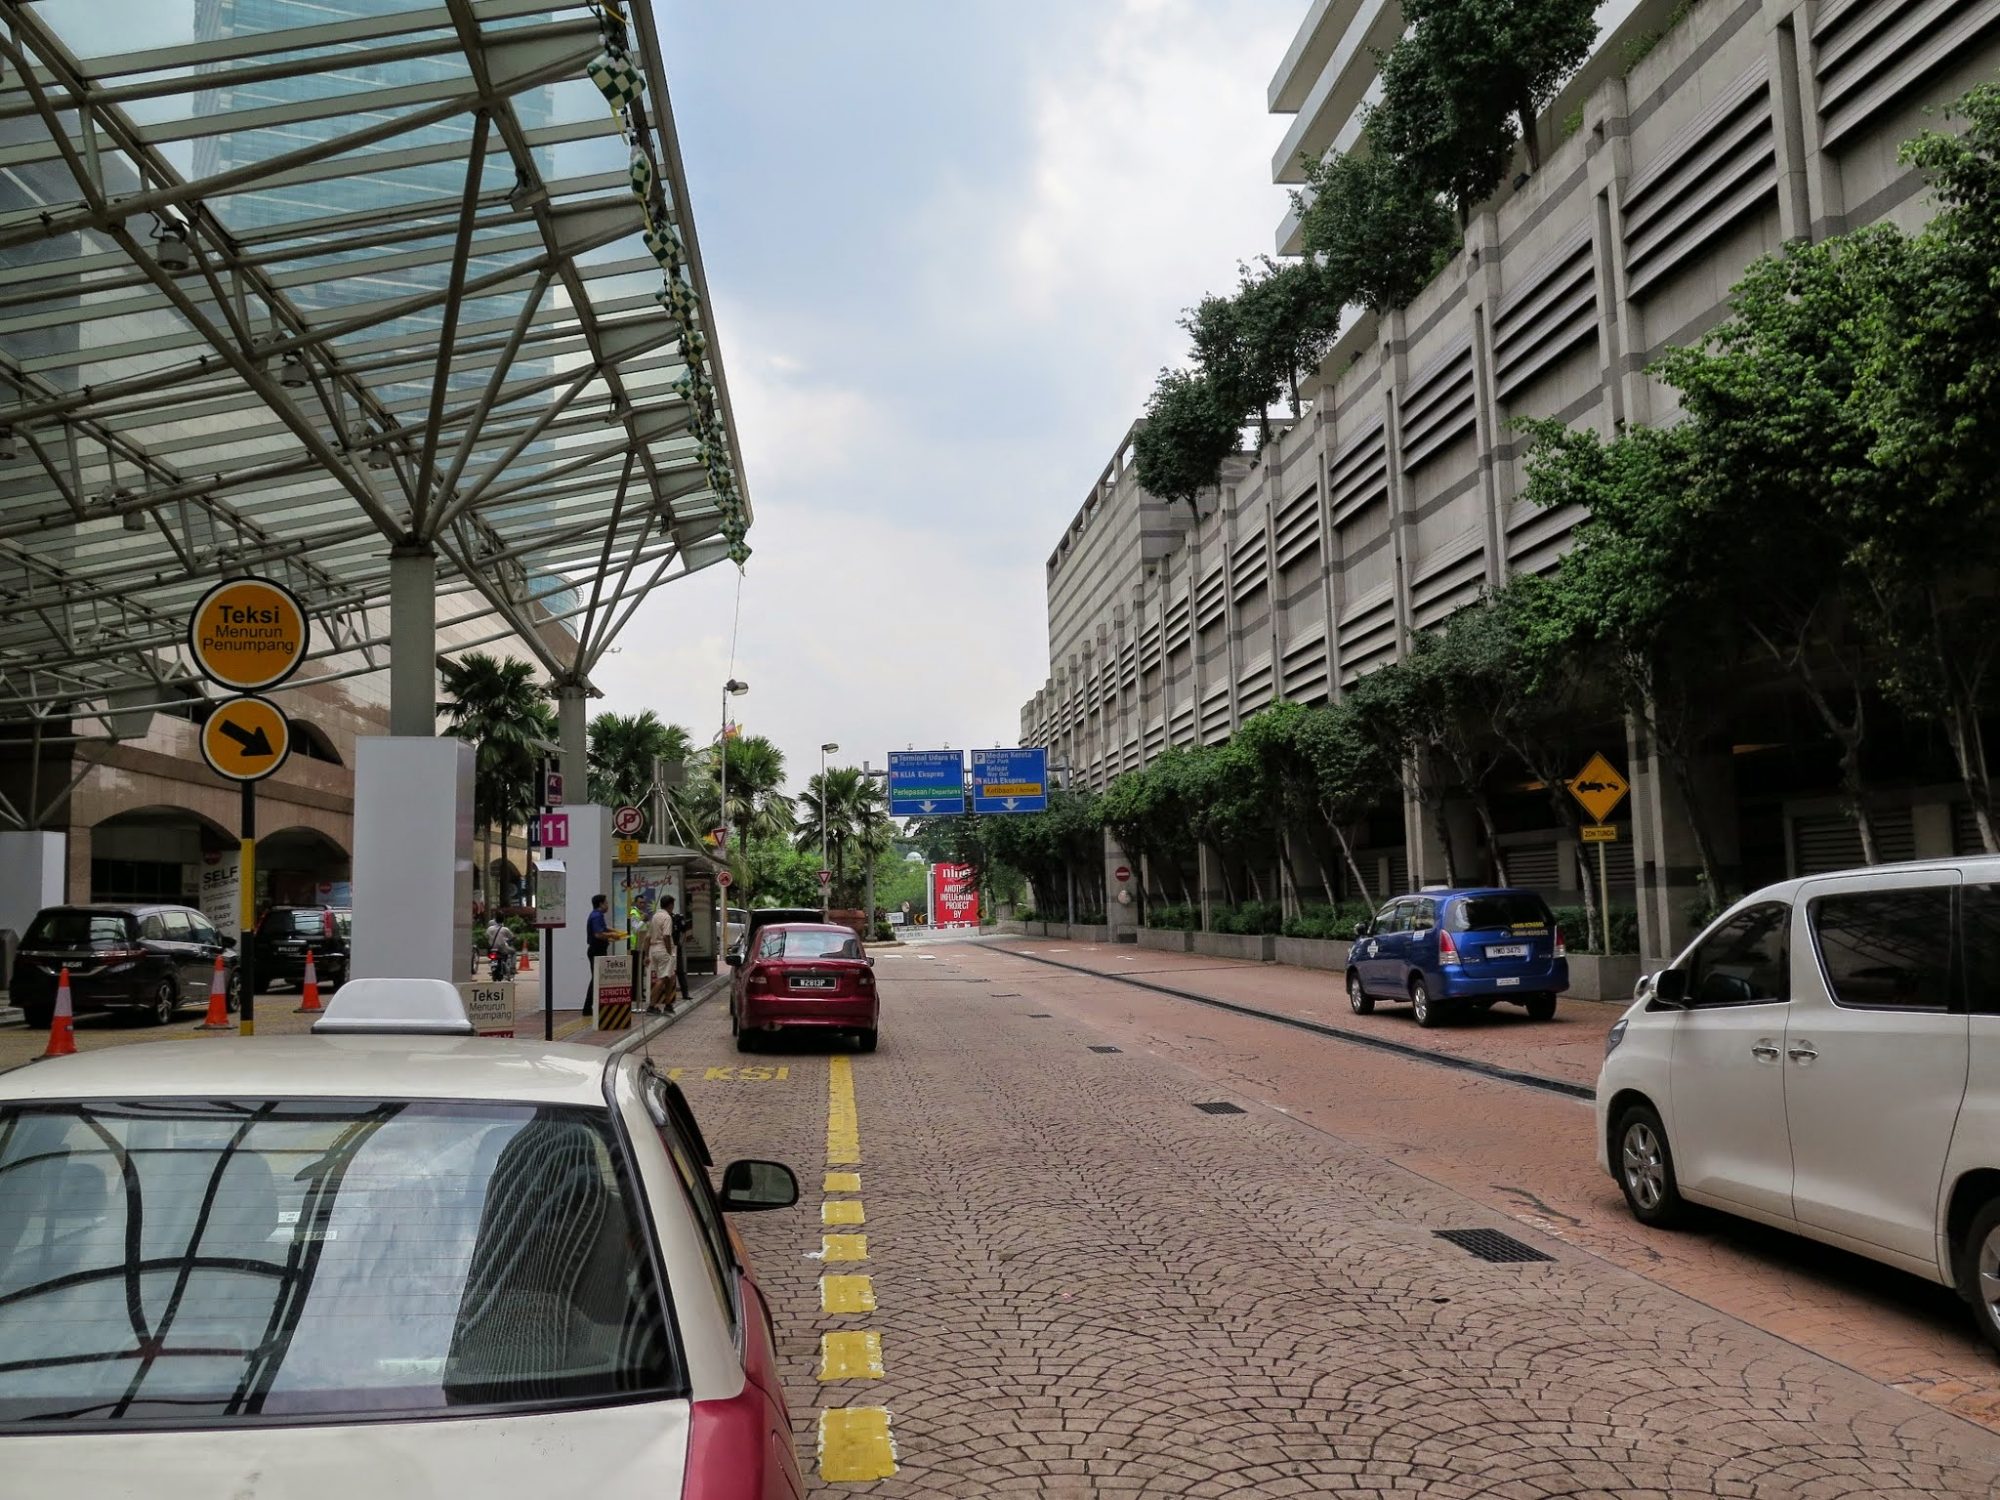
[251,904,350,990]
[11,904,239,1028]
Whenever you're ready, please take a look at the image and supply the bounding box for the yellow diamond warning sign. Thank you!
[201,695,292,783]
[189,577,309,692]
[1567,751,1630,825]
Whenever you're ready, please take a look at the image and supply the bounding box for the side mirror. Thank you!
[1352,921,1370,940]
[1651,968,1688,1007]
[865,956,875,968]
[725,950,743,968]
[220,935,237,950]
[718,1158,798,1213]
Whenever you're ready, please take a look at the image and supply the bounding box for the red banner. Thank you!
[933,863,979,927]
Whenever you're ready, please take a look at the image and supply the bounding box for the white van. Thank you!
[1596,856,2000,1348]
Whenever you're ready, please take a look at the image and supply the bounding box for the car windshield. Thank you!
[1450,894,1552,931]
[23,914,128,950]
[282,911,326,935]
[0,1099,676,1426]
[777,931,861,959]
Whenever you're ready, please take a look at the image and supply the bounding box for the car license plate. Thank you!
[793,977,836,990]
[1496,976,1520,987]
[1487,943,1529,959]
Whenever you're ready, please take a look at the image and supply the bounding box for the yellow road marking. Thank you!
[827,1054,859,1164]
[822,1199,865,1226]
[821,1233,867,1262]
[659,1065,790,1081]
[824,1171,862,1193]
[821,1274,876,1314]
[819,1407,897,1481]
[818,1331,884,1380]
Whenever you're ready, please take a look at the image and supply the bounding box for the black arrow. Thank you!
[219,719,275,758]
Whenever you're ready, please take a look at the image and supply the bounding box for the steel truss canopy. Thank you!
[0,0,751,723]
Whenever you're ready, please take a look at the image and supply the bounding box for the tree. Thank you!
[1293,700,1399,906]
[1186,259,1347,440]
[586,710,690,814]
[1100,766,1197,907]
[690,734,793,858]
[1397,0,1596,172]
[1341,662,1461,885]
[1372,42,1518,227]
[438,652,555,908]
[1296,140,1459,314]
[1132,368,1239,517]
[795,767,890,907]
[1848,85,2000,849]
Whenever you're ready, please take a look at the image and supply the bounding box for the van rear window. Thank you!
[23,914,129,950]
[1450,894,1552,932]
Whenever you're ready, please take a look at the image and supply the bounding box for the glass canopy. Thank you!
[0,0,749,722]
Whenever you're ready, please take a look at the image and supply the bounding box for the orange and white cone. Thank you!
[295,950,322,1014]
[42,967,76,1058]
[199,954,232,1030]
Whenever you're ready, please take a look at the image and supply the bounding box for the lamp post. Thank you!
[820,741,840,916]
[719,678,748,866]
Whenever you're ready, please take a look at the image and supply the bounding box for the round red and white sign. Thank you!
[1115,865,1132,882]
[717,870,733,889]
[612,805,644,837]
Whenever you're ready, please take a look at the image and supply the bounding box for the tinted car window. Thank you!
[1451,893,1553,931]
[23,913,129,950]
[159,910,193,942]
[1371,903,1399,934]
[1408,900,1436,933]
[1686,902,1790,1006]
[284,910,328,936]
[1965,885,2000,1014]
[1810,886,1953,1011]
[0,1099,675,1426]
[187,913,220,947]
[757,930,785,959]
[778,931,861,959]
[137,914,168,941]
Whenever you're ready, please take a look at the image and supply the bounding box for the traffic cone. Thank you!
[295,950,322,1014]
[42,968,76,1058]
[519,951,532,973]
[198,954,231,1030]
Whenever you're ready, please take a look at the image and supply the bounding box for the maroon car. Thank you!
[728,922,878,1053]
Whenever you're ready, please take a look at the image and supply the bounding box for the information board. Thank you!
[888,749,966,816]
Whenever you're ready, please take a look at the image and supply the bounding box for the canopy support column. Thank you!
[389,545,437,737]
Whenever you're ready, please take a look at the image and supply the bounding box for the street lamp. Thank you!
[820,741,840,915]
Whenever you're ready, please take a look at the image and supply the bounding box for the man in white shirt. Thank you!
[644,897,678,1012]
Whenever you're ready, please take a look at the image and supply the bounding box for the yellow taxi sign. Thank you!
[1567,751,1630,825]
[1581,824,1619,843]
[189,576,309,691]
[615,838,642,866]
[201,695,291,782]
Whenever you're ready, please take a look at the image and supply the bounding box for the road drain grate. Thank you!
[1089,1045,1121,1053]
[1193,1101,1245,1115]
[1433,1228,1553,1263]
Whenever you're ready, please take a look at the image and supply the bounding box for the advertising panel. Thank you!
[932,862,979,928]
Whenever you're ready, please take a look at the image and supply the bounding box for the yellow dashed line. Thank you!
[820,1233,868,1262]
[822,1199,865,1226]
[819,1408,897,1482]
[824,1170,862,1193]
[826,1054,860,1165]
[821,1274,876,1314]
[818,1330,884,1380]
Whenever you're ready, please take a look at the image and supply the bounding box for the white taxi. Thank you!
[0,979,806,1499]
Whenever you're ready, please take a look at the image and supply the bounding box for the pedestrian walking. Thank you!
[645,895,678,1012]
[672,895,691,999]
[583,893,612,1015]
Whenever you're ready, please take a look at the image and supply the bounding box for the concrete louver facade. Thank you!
[1022,0,2000,965]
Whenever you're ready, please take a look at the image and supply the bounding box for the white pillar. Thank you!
[388,546,437,737]
[558,681,588,795]
[553,805,614,1011]
[0,830,65,939]
[351,736,474,982]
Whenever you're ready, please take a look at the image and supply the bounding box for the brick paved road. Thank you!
[673,940,2000,1496]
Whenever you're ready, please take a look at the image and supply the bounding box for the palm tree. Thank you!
[796,768,891,906]
[588,711,692,817]
[698,734,793,849]
[439,652,555,907]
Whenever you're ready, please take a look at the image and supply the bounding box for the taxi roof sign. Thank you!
[1567,751,1630,825]
[311,978,474,1036]
[189,576,310,692]
[200,695,291,782]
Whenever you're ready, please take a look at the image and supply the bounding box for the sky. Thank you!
[587,0,1304,789]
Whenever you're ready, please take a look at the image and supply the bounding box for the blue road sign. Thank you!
[888,750,966,817]
[971,746,1049,814]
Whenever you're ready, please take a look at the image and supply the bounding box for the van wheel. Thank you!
[149,979,179,1027]
[1526,992,1558,1022]
[1347,972,1374,1015]
[1411,975,1446,1028]
[1957,1199,2000,1354]
[1614,1104,1686,1228]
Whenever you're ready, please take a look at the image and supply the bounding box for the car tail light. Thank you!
[1437,929,1461,967]
[323,909,336,939]
[746,962,772,993]
[1553,925,1567,959]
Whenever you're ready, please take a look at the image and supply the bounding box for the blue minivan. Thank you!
[1347,887,1569,1026]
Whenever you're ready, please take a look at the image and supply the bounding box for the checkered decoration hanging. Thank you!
[586,45,646,111]
[628,145,655,204]
[643,221,683,271]
[679,327,707,364]
[655,275,698,321]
